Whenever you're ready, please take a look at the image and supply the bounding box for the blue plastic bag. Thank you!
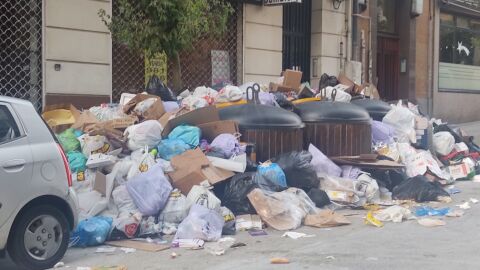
[415,206,450,217]
[67,151,87,173]
[168,125,201,148]
[71,216,113,247]
[157,138,191,161]
[256,162,287,188]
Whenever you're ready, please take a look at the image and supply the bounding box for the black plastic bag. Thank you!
[223,172,285,215]
[272,151,320,192]
[272,92,294,111]
[318,73,338,90]
[392,175,450,202]
[146,75,177,101]
[366,169,407,192]
[307,189,331,208]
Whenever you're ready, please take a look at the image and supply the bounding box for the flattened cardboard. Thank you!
[197,120,239,142]
[104,116,138,129]
[105,240,170,252]
[123,94,165,121]
[71,110,99,131]
[161,106,220,137]
[168,148,234,194]
[331,156,405,169]
[304,210,351,228]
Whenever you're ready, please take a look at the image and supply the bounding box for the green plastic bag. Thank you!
[67,151,87,173]
[58,128,81,153]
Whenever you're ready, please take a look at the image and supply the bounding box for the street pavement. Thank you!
[2,181,480,270]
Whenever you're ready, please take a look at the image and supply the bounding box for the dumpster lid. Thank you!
[295,102,371,123]
[350,98,392,114]
[219,103,304,129]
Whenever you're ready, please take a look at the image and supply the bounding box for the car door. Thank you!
[0,102,34,228]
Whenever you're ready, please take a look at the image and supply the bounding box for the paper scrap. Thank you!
[446,209,464,217]
[270,258,290,264]
[281,232,315,239]
[470,198,479,204]
[417,218,446,227]
[457,202,471,209]
[120,247,136,254]
[95,247,117,253]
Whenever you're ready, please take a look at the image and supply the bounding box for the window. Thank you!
[377,0,396,34]
[439,12,480,92]
[0,105,20,144]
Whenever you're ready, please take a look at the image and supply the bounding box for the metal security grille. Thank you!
[111,1,145,103]
[0,0,42,111]
[167,2,243,91]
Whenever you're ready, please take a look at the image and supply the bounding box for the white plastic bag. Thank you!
[127,148,156,180]
[133,98,157,115]
[181,95,209,110]
[124,120,163,151]
[112,185,139,218]
[319,175,378,206]
[382,101,416,143]
[433,131,455,156]
[126,163,173,216]
[158,189,191,225]
[79,134,110,157]
[216,85,243,103]
[175,204,224,242]
[193,86,218,99]
[187,185,221,212]
[72,169,96,193]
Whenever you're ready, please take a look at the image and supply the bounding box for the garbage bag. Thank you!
[67,151,87,173]
[308,144,342,177]
[109,213,141,240]
[307,189,331,208]
[133,98,157,116]
[126,163,173,216]
[78,134,111,158]
[258,92,277,106]
[175,204,224,242]
[223,172,285,215]
[392,175,450,202]
[157,138,190,161]
[341,165,362,180]
[319,174,379,206]
[187,185,221,211]
[382,101,416,143]
[127,148,156,179]
[168,125,201,148]
[216,85,243,103]
[58,128,81,152]
[247,188,317,231]
[158,189,191,225]
[366,169,407,192]
[72,169,95,193]
[181,95,209,110]
[316,86,351,102]
[112,185,139,217]
[272,151,320,192]
[163,101,180,112]
[256,162,287,188]
[433,131,455,156]
[210,133,243,159]
[138,216,162,238]
[146,75,177,101]
[372,121,395,145]
[124,120,163,151]
[220,206,236,235]
[318,73,339,90]
[71,216,113,247]
[272,92,294,110]
[193,86,218,100]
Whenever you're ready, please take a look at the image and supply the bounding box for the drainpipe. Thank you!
[352,0,359,61]
[427,0,434,116]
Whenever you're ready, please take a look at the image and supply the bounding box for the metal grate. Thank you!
[167,2,243,91]
[0,0,42,111]
[111,0,145,103]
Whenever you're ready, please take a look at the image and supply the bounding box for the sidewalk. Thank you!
[452,121,480,145]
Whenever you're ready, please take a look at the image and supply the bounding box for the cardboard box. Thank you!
[123,94,165,121]
[161,106,221,137]
[197,120,239,142]
[168,148,235,194]
[104,116,138,129]
[42,104,81,133]
[269,69,303,93]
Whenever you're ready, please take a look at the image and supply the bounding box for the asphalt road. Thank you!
[2,181,480,270]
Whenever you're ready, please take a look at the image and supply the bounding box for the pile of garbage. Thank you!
[41,72,480,252]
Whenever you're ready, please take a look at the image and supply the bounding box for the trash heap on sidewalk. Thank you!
[42,71,480,252]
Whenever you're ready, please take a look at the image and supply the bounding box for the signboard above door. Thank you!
[264,0,302,5]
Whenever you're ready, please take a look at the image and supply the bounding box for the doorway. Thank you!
[283,0,311,82]
[377,36,399,100]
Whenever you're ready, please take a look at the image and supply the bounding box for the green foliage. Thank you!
[99,0,233,58]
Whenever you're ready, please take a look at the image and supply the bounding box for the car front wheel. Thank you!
[8,205,70,270]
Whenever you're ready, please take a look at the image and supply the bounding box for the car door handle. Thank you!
[2,159,26,171]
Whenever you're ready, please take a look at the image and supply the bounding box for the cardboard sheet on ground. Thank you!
[331,155,405,169]
[168,149,235,194]
[105,240,169,252]
[304,210,351,228]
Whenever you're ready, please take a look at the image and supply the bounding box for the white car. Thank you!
[0,96,78,269]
